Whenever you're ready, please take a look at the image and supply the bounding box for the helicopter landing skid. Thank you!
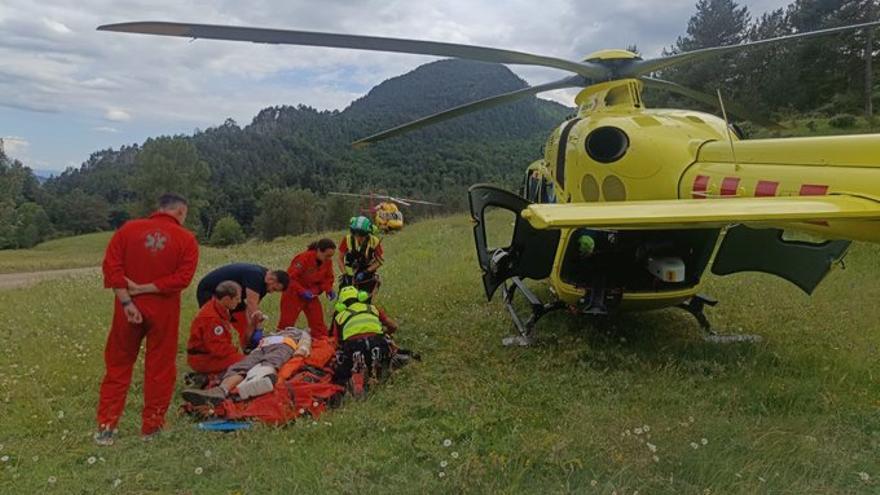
[677,295,762,344]
[500,277,565,347]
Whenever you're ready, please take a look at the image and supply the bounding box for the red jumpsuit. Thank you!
[278,249,334,338]
[98,212,199,435]
[186,298,243,374]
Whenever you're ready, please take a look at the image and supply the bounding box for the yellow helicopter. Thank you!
[328,192,443,233]
[98,20,880,345]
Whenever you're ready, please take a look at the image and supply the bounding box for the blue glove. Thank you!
[355,272,367,282]
[248,328,263,350]
[300,290,314,300]
[327,290,337,300]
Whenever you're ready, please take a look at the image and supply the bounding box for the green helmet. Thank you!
[577,234,595,256]
[349,216,373,234]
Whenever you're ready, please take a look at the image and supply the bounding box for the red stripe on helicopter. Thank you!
[754,180,778,197]
[799,184,829,196]
[720,177,740,197]
[799,184,830,226]
[692,175,709,199]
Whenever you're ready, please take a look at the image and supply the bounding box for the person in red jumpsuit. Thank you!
[95,194,200,445]
[186,280,244,376]
[278,238,336,339]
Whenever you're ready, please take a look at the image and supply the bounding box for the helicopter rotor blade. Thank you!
[389,197,412,207]
[639,77,783,129]
[623,20,880,77]
[353,75,586,146]
[389,196,443,206]
[97,21,608,79]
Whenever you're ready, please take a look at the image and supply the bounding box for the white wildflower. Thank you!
[858,472,870,482]
[87,456,96,465]
[440,460,448,468]
[204,450,212,458]
[48,476,57,484]
[690,442,699,450]
[688,416,695,423]
[701,438,708,446]
[439,471,446,478]
[451,452,459,459]
[591,480,598,487]
[194,467,203,475]
[32,456,39,462]
[759,477,766,483]
[647,442,657,453]
[643,425,650,432]
[57,411,64,419]
[443,439,453,447]
[1,455,10,462]
[634,427,643,435]
[652,455,660,463]
[113,478,122,488]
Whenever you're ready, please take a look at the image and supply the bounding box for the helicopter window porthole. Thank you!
[585,126,629,164]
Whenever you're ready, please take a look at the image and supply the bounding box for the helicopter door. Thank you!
[711,225,851,294]
[468,184,561,300]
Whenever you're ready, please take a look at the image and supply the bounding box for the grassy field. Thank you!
[0,215,877,494]
[0,232,112,274]
[752,116,878,139]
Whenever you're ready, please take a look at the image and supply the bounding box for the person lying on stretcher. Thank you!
[182,327,311,406]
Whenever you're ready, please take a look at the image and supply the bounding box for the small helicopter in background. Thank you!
[99,19,880,346]
[328,192,442,233]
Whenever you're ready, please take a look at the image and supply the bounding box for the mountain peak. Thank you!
[343,59,530,121]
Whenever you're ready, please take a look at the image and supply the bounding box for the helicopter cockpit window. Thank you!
[585,126,629,163]
[541,180,556,203]
[524,170,542,202]
[483,206,517,252]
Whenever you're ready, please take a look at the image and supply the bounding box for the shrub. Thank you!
[828,114,856,129]
[209,215,245,246]
[254,188,320,241]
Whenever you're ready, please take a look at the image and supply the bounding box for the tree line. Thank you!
[653,0,877,122]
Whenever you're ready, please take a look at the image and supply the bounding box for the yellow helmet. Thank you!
[338,285,369,305]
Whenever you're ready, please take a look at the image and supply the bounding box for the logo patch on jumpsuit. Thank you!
[145,231,168,253]
[213,325,224,336]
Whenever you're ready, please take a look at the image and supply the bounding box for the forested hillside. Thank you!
[33,59,568,244]
[2,0,878,249]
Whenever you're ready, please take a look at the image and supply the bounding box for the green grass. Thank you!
[0,215,878,494]
[0,232,112,273]
[752,116,878,139]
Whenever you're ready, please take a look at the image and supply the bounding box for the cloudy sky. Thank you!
[0,0,791,172]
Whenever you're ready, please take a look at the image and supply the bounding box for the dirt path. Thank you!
[0,266,99,290]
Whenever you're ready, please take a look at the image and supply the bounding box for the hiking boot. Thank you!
[93,428,117,446]
[184,372,209,389]
[182,387,227,407]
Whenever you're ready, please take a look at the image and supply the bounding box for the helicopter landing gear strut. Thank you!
[500,277,565,346]
[677,294,762,344]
